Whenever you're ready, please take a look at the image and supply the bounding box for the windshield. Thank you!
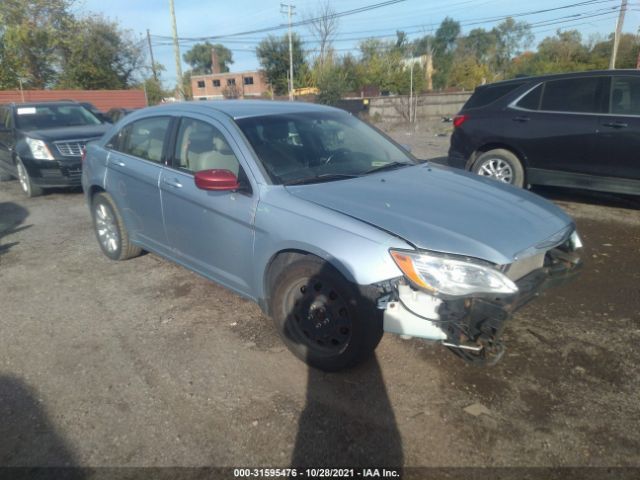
[15,105,102,130]
[235,111,415,185]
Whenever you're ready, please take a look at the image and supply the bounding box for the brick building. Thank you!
[191,49,269,100]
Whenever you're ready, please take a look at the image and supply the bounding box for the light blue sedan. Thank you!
[82,101,582,371]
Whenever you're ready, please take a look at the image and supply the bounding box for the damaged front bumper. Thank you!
[381,246,582,365]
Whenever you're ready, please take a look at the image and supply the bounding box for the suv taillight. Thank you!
[81,146,87,162]
[453,114,468,128]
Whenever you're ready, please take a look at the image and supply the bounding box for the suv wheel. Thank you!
[270,257,383,372]
[16,158,44,197]
[92,192,142,261]
[472,149,524,187]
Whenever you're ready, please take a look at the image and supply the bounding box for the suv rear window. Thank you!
[464,82,525,109]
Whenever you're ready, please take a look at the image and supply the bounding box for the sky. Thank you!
[74,0,640,87]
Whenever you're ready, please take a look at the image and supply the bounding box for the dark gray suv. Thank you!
[0,101,109,197]
[448,69,640,195]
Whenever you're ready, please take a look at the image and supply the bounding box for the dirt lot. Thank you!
[1,129,639,476]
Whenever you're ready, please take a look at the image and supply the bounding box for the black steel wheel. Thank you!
[271,256,383,371]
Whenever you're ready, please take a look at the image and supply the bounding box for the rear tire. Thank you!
[91,192,142,261]
[16,158,44,197]
[270,256,383,372]
[472,149,524,188]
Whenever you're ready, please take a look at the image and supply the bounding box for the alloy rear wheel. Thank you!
[472,149,524,187]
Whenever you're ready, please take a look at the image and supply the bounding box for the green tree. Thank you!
[432,17,461,89]
[183,42,233,74]
[0,0,73,88]
[143,78,166,105]
[457,28,498,65]
[492,17,533,75]
[448,55,491,90]
[590,33,640,69]
[182,70,193,100]
[256,33,307,95]
[57,16,145,89]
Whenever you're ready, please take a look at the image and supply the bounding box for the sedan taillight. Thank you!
[453,114,468,128]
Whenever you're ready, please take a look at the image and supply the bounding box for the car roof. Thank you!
[144,100,342,120]
[3,101,82,108]
[478,69,640,89]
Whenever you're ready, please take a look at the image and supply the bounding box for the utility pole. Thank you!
[281,2,296,101]
[409,60,414,123]
[169,0,184,100]
[610,0,628,69]
[147,29,158,82]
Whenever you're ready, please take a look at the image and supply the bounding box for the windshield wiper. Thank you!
[284,173,360,186]
[364,161,412,175]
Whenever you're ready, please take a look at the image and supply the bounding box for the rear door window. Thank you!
[464,82,525,109]
[610,76,640,115]
[540,77,604,113]
[112,116,171,163]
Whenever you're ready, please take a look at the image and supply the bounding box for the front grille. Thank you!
[66,168,82,178]
[54,137,100,157]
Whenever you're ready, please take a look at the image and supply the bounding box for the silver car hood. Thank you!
[286,164,574,265]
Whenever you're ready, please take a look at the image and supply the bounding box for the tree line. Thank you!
[0,0,147,91]
[2,0,639,106]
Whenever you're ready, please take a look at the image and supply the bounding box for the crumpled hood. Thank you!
[285,163,574,265]
[20,124,109,142]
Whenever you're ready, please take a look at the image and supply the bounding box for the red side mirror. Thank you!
[194,169,240,191]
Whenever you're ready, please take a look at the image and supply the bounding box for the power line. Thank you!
[150,0,408,41]
[151,4,623,50]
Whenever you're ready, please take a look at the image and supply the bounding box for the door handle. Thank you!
[512,116,530,123]
[114,161,126,167]
[602,121,628,129]
[163,179,183,188]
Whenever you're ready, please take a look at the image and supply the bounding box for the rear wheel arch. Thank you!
[469,143,528,170]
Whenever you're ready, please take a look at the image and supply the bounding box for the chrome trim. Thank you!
[508,82,544,111]
[54,137,101,157]
[508,75,640,118]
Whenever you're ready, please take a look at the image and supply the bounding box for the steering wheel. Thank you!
[324,148,351,165]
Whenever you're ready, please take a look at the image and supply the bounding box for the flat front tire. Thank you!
[91,192,141,261]
[16,158,43,197]
[472,149,524,188]
[270,257,383,371]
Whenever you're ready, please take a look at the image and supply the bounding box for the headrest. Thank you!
[188,132,213,153]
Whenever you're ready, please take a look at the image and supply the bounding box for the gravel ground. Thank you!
[1,142,639,477]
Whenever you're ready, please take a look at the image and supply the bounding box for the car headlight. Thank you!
[25,137,55,160]
[390,249,518,296]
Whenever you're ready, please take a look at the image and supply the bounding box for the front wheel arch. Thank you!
[262,249,357,316]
